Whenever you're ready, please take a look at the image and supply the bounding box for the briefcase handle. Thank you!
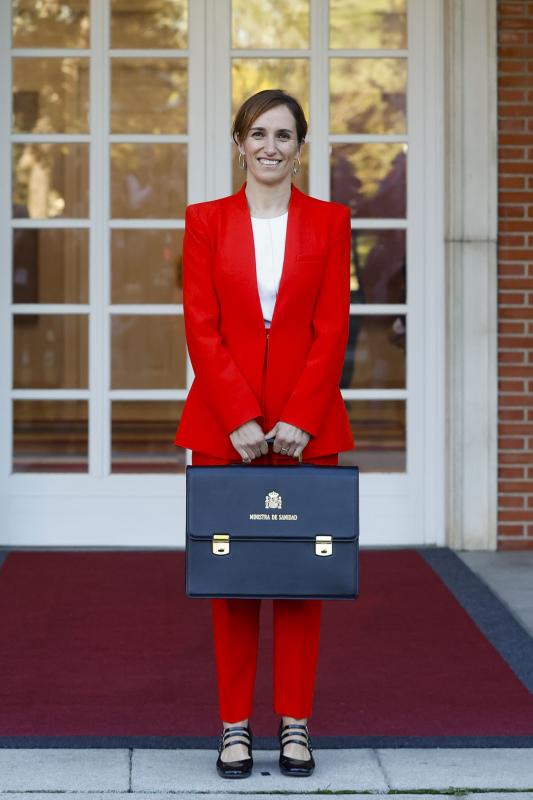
[224,439,310,465]
[264,436,303,463]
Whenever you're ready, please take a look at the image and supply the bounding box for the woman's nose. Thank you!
[263,138,278,154]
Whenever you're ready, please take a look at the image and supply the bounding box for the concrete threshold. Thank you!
[0,748,532,795]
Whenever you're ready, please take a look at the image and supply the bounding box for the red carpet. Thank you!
[0,549,532,739]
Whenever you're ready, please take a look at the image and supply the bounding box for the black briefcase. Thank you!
[185,460,359,600]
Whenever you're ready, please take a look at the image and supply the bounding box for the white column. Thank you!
[444,0,498,550]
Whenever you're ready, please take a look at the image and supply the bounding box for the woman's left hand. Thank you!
[263,421,311,459]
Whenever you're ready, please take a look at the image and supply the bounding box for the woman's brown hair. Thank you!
[231,89,308,148]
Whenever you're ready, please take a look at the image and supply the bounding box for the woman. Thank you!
[174,89,354,779]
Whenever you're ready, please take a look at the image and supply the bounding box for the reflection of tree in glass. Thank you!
[232,0,309,49]
[111,143,187,218]
[13,143,72,219]
[13,58,89,135]
[331,144,406,218]
[330,58,406,136]
[12,0,90,48]
[110,59,187,135]
[232,59,309,120]
[329,0,406,50]
[110,0,188,49]
[12,141,87,220]
[355,231,406,304]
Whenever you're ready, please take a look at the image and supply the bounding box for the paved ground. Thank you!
[0,549,531,797]
[0,746,532,795]
[0,747,532,796]
[459,550,533,636]
[2,795,533,800]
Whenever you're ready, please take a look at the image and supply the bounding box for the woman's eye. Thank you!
[250,131,291,139]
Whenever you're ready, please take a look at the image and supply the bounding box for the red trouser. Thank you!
[191,328,338,722]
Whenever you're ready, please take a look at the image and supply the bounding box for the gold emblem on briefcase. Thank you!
[265,490,282,509]
[211,485,333,557]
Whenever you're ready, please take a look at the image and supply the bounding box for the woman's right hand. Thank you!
[229,419,269,462]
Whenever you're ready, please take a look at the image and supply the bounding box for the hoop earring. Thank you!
[292,157,301,175]
[239,152,247,171]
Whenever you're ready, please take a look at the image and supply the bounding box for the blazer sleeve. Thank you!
[278,204,351,438]
[182,203,262,434]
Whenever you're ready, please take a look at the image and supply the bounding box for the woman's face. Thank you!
[237,104,302,185]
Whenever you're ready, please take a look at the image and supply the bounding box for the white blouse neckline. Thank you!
[250,211,288,221]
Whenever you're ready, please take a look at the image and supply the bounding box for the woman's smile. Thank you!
[257,157,282,167]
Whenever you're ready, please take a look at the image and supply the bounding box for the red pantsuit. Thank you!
[176,181,354,723]
[192,447,338,723]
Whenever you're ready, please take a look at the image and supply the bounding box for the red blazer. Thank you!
[174,181,355,459]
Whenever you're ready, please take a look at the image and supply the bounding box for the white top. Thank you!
[250,211,288,328]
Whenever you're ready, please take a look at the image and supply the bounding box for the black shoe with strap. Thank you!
[215,724,253,779]
[278,720,315,777]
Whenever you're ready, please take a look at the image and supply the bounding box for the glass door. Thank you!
[221,0,444,545]
[0,0,444,546]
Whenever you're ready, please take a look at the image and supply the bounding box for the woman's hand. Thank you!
[263,421,311,459]
[229,419,269,462]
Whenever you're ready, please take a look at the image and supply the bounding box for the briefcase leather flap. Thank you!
[186,464,358,543]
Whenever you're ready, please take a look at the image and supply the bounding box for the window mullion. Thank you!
[88,0,108,477]
[309,0,330,200]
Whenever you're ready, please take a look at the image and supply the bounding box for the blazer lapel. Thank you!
[230,181,304,334]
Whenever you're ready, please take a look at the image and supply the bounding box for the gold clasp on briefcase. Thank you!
[212,534,230,555]
[315,535,332,556]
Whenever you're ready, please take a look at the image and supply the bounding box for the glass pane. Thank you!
[330,0,407,50]
[111,59,187,134]
[350,229,406,304]
[111,401,186,473]
[13,229,89,304]
[341,400,406,472]
[232,0,309,49]
[13,58,89,134]
[13,314,88,389]
[110,144,187,218]
[232,145,309,195]
[111,0,188,49]
[111,230,183,304]
[111,315,186,389]
[330,58,407,134]
[232,59,309,121]
[341,315,406,389]
[13,400,88,473]
[331,143,406,218]
[12,143,89,219]
[12,0,90,48]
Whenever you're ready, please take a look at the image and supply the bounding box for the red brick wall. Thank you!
[497,0,533,550]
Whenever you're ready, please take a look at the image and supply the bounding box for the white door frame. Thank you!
[0,0,447,548]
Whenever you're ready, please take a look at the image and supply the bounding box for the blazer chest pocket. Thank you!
[295,254,327,284]
[295,254,327,280]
